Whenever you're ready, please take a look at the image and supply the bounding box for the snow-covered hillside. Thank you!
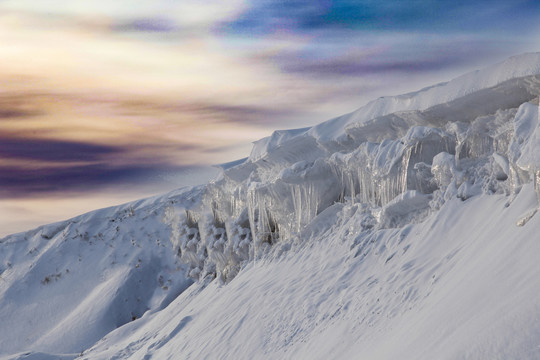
[1,53,540,360]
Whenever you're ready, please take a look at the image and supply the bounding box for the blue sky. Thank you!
[224,1,539,33]
[0,0,539,235]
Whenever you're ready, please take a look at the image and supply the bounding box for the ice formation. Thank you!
[163,54,540,283]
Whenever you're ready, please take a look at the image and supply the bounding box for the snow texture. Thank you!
[1,53,540,360]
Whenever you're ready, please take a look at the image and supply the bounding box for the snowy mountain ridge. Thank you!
[1,53,540,359]
[251,52,540,158]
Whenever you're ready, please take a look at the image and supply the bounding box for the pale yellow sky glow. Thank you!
[0,12,296,159]
[0,8,338,236]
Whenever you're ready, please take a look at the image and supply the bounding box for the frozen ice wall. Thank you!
[165,63,540,283]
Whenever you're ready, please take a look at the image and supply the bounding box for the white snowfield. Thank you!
[1,53,540,360]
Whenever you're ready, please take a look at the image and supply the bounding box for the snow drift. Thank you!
[1,53,540,359]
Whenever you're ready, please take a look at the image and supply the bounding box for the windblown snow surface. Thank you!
[2,53,540,360]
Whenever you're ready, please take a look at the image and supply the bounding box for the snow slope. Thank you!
[79,184,540,360]
[0,190,198,358]
[1,53,540,359]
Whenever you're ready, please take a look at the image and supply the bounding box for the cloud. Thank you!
[0,90,44,119]
[0,128,205,198]
[222,0,540,35]
[0,86,277,199]
[280,56,457,76]
[268,36,507,78]
[0,108,40,119]
[111,17,177,33]
[0,1,246,31]
[115,98,302,127]
[0,136,122,162]
[0,162,202,198]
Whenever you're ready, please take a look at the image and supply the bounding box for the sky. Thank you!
[1,0,539,237]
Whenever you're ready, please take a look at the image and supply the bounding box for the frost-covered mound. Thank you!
[1,53,540,360]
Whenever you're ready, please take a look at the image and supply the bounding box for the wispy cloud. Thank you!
[0,0,247,28]
[111,17,177,33]
[217,0,539,91]
[264,35,508,78]
[114,97,302,127]
[222,0,540,34]
[0,84,282,200]
[0,163,197,198]
[0,136,121,162]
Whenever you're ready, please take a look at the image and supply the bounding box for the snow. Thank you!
[512,101,540,169]
[80,184,540,360]
[1,52,540,359]
[0,189,197,357]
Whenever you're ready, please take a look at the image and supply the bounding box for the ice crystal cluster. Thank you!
[166,54,540,283]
